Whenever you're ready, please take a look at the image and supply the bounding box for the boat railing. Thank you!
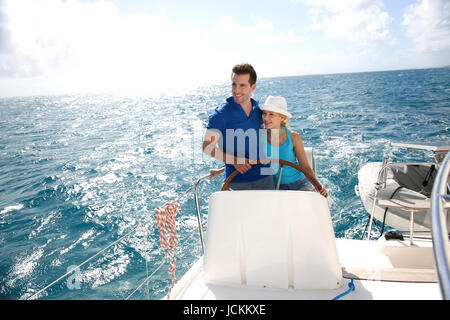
[430,151,450,300]
[193,173,212,253]
[365,157,389,240]
[364,143,450,240]
[27,172,212,300]
[364,158,441,240]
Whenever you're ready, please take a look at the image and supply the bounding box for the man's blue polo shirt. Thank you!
[206,96,270,182]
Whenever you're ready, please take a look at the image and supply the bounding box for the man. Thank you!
[202,63,274,190]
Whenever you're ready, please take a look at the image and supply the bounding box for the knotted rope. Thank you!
[154,200,179,298]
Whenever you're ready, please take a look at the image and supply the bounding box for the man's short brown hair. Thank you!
[232,63,257,85]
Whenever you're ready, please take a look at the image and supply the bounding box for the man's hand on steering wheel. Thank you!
[234,158,252,174]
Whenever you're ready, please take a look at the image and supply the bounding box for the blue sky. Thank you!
[1,0,449,97]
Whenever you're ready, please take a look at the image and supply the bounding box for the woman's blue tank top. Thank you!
[264,127,306,184]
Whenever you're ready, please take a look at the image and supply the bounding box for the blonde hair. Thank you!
[281,118,290,128]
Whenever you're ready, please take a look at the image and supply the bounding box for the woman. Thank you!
[260,96,328,197]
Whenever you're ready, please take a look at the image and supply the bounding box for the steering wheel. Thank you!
[221,159,322,191]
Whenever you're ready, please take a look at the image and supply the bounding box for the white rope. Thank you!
[154,200,180,298]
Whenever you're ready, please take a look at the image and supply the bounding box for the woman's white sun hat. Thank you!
[260,96,292,118]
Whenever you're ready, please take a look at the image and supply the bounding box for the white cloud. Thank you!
[402,0,450,54]
[213,15,308,44]
[0,0,313,96]
[260,48,397,78]
[300,0,393,45]
[0,0,228,94]
[0,0,312,96]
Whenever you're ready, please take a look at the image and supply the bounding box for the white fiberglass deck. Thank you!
[169,238,441,300]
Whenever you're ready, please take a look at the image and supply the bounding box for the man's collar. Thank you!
[227,96,258,107]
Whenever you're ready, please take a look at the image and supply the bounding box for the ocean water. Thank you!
[0,67,449,300]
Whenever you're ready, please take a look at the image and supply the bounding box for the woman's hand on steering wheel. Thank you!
[318,185,328,198]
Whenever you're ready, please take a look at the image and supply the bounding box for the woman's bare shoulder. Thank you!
[289,129,302,142]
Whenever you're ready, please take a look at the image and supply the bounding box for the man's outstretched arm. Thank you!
[202,129,251,174]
